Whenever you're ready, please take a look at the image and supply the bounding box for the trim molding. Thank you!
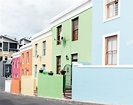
[73,63,133,68]
[20,43,32,52]
[50,0,92,27]
[12,52,20,58]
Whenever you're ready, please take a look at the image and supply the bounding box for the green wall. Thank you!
[38,73,63,98]
[52,8,92,73]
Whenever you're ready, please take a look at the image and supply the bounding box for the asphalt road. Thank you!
[0,91,104,105]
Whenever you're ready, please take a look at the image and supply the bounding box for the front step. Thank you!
[34,87,38,96]
[63,87,72,99]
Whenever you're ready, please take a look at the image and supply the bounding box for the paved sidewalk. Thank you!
[0,91,106,105]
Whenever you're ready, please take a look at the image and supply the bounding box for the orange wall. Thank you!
[11,78,21,94]
[20,49,32,76]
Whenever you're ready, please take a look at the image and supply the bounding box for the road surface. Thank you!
[0,91,105,105]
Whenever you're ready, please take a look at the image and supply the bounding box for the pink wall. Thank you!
[12,57,20,79]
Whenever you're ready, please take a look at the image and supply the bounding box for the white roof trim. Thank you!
[50,0,92,27]
[20,43,32,52]
[31,27,52,43]
[12,52,20,58]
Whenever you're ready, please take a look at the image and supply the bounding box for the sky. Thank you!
[0,0,84,39]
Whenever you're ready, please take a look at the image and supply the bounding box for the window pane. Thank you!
[3,42,8,51]
[34,65,37,78]
[108,39,112,51]
[57,26,62,45]
[72,54,78,62]
[72,18,78,41]
[42,65,46,72]
[35,44,38,56]
[112,37,117,50]
[43,41,46,56]
[109,4,114,18]
[108,52,112,64]
[112,51,117,64]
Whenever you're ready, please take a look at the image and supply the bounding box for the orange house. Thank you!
[20,43,34,96]
[20,44,32,76]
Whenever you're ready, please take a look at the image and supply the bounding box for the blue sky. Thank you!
[0,0,83,39]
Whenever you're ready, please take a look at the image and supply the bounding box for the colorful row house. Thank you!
[72,0,133,105]
[20,43,33,96]
[9,0,133,104]
[39,0,92,99]
[31,28,52,96]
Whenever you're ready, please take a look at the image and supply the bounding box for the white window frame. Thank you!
[102,31,120,65]
[103,0,121,22]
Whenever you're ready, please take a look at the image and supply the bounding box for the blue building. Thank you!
[72,0,133,105]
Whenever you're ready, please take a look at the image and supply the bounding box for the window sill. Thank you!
[103,15,120,23]
[72,39,78,42]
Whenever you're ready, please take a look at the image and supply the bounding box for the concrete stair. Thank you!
[34,88,38,96]
[63,87,72,99]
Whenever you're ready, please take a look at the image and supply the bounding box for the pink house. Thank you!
[11,52,21,94]
[12,56,20,79]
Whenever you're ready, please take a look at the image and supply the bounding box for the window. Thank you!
[72,17,78,41]
[42,64,46,72]
[35,44,38,57]
[57,25,62,45]
[105,35,117,65]
[22,69,24,75]
[34,65,37,78]
[10,43,17,49]
[13,60,15,68]
[22,53,24,64]
[15,59,17,68]
[0,43,2,47]
[27,52,29,64]
[42,41,46,56]
[3,42,8,51]
[17,59,19,68]
[56,56,61,74]
[72,53,78,62]
[105,0,119,19]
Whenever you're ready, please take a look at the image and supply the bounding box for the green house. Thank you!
[51,0,93,99]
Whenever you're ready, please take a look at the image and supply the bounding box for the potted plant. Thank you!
[48,71,53,75]
[60,69,66,75]
[39,68,43,73]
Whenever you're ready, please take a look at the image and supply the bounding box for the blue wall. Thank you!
[92,1,133,65]
[72,64,133,105]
